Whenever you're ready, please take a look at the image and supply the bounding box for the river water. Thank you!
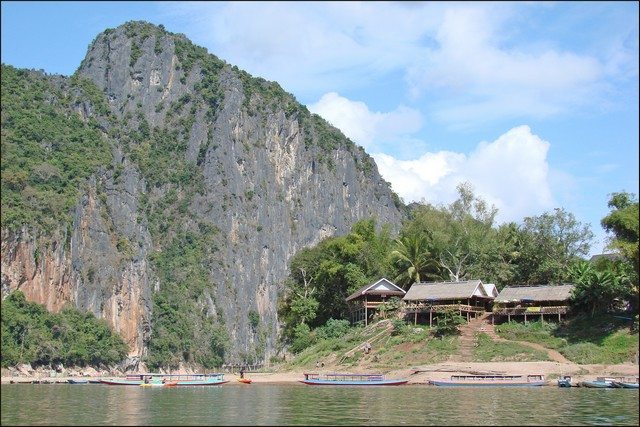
[1,383,638,425]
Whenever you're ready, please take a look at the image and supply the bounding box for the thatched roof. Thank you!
[402,280,494,301]
[494,284,575,303]
[345,278,406,302]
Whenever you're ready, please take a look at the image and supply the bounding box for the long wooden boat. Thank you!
[611,377,639,389]
[140,380,179,387]
[67,379,89,384]
[611,381,639,389]
[579,377,619,388]
[430,374,547,387]
[99,373,228,386]
[300,373,408,386]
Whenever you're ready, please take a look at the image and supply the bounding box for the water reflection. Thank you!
[1,384,638,426]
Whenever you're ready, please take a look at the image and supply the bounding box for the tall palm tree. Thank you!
[389,234,440,289]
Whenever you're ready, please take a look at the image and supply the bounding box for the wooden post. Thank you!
[508,313,511,323]
[365,304,368,326]
[541,313,544,323]
[429,310,433,327]
[414,310,417,325]
[524,313,527,324]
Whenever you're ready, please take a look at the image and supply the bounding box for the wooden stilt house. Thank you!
[402,280,495,326]
[345,278,406,326]
[492,284,575,324]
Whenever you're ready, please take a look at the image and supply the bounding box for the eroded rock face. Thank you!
[1,21,404,363]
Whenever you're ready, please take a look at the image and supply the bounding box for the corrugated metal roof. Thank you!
[402,280,493,301]
[494,284,575,303]
[345,278,406,302]
[484,283,498,297]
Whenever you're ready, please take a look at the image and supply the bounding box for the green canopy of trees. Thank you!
[1,291,128,368]
[278,184,637,351]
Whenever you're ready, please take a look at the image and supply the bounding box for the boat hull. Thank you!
[301,379,408,386]
[238,378,252,384]
[430,380,546,387]
[100,379,228,386]
[611,381,639,389]
[579,381,613,388]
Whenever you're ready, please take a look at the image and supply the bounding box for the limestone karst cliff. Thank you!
[1,21,404,366]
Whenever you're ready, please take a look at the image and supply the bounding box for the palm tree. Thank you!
[389,234,440,289]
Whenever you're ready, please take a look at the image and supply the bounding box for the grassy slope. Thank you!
[276,315,638,372]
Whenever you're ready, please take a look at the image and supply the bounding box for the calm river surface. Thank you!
[1,383,638,426]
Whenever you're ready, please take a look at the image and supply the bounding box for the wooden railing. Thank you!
[492,306,568,316]
[403,302,486,314]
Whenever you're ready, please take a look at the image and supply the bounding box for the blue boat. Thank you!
[99,373,227,386]
[557,375,573,387]
[301,373,407,386]
[430,374,547,387]
[579,377,618,388]
[611,377,639,389]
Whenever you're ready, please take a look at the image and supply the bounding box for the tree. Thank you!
[515,208,593,284]
[601,191,639,276]
[569,260,631,315]
[389,233,438,289]
[429,182,498,281]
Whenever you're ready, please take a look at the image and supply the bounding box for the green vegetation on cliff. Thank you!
[1,292,128,368]
[1,64,112,232]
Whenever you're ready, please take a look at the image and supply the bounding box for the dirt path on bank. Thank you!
[4,361,636,385]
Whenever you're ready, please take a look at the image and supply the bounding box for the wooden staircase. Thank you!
[449,312,493,362]
[453,312,573,364]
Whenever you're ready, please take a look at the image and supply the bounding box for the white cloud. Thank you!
[308,92,558,223]
[408,6,604,126]
[307,92,423,155]
[162,2,440,97]
[372,125,556,224]
[159,2,630,127]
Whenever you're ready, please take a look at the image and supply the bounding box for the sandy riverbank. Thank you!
[2,361,637,385]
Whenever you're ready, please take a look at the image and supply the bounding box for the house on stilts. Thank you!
[345,278,406,326]
[402,279,497,326]
[492,284,575,324]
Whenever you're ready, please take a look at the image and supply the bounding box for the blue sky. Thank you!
[2,1,638,256]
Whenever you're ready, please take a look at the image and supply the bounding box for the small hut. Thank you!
[402,279,495,326]
[345,278,406,325]
[492,284,575,323]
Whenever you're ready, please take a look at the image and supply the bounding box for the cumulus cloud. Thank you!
[372,126,556,224]
[307,92,423,155]
[307,91,556,223]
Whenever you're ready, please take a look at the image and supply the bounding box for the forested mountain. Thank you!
[1,21,404,369]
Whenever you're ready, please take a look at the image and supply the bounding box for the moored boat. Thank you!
[611,377,639,389]
[238,378,252,384]
[579,377,618,388]
[67,379,89,384]
[100,373,228,386]
[140,380,179,387]
[430,374,547,387]
[557,375,573,387]
[300,373,407,386]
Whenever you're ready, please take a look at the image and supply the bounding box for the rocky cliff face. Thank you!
[1,21,404,365]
